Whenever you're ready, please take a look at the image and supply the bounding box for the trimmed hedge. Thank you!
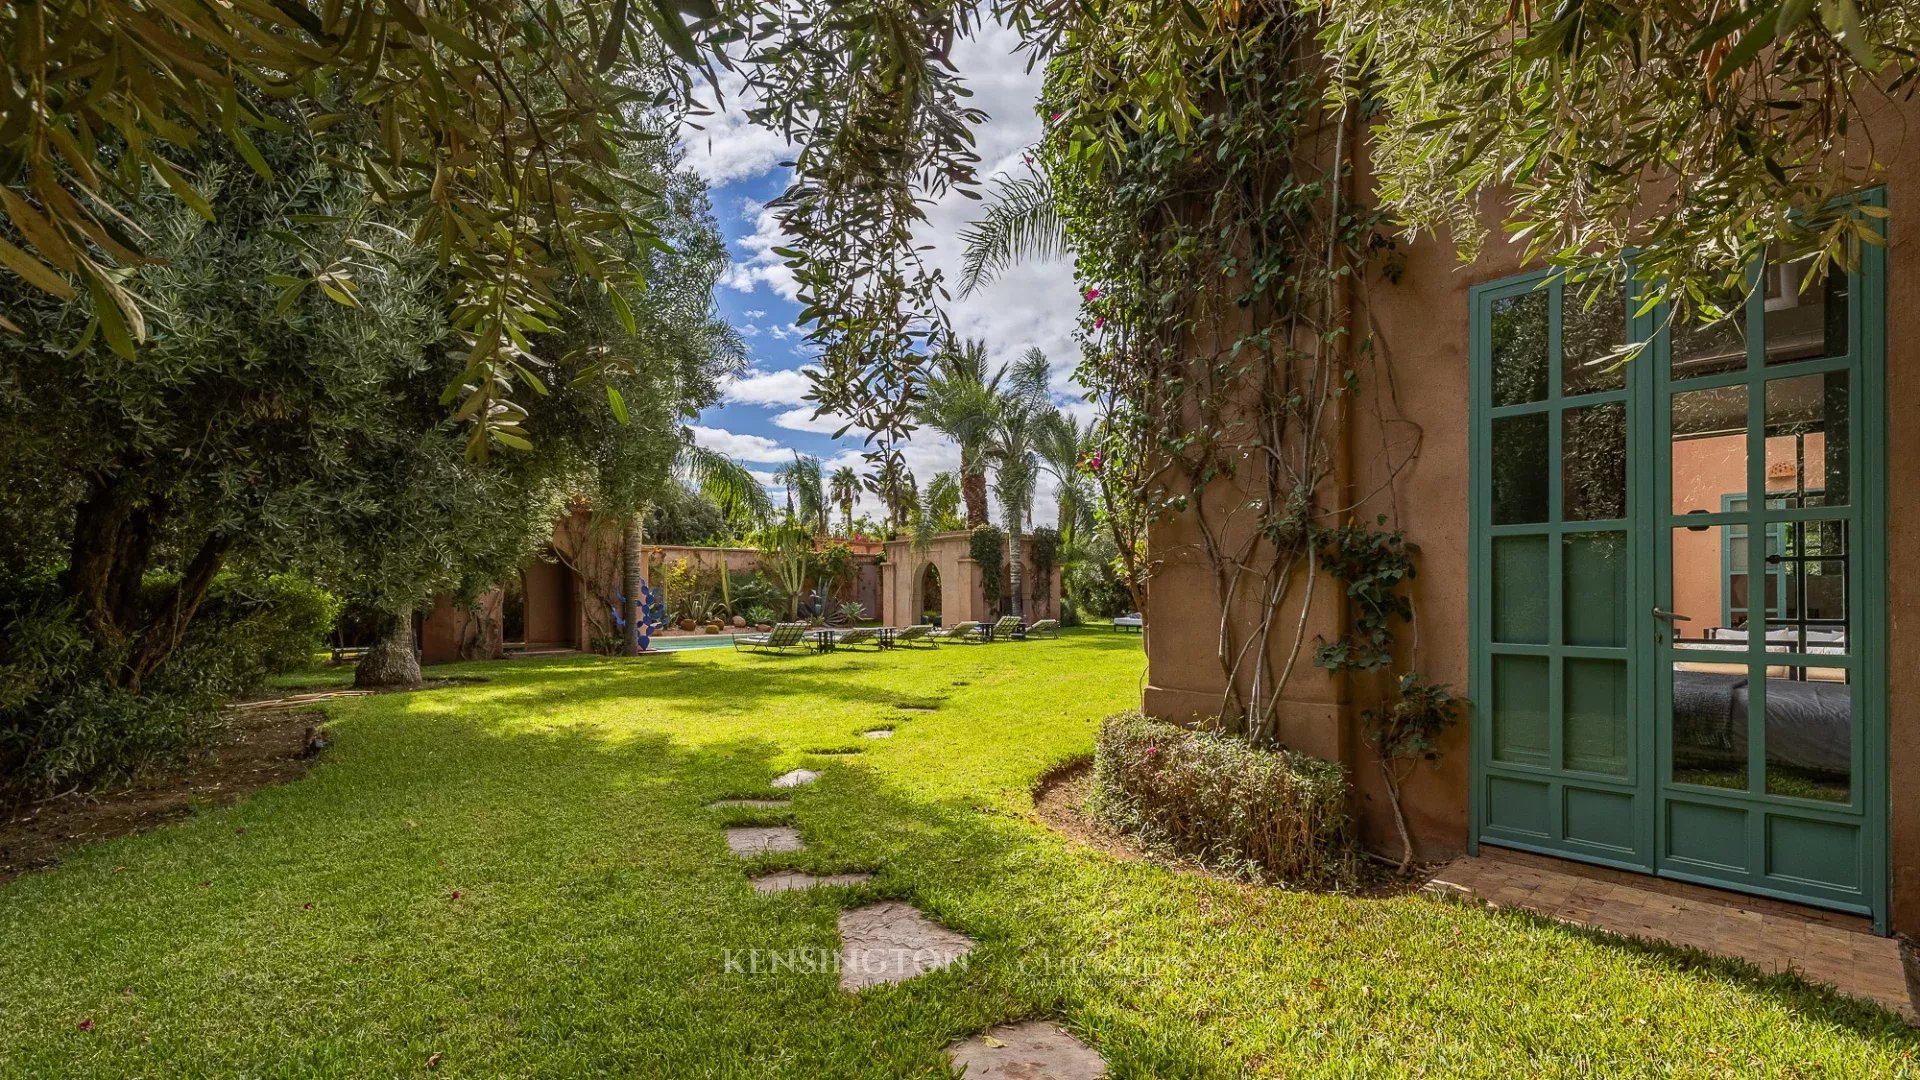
[1090,712,1354,886]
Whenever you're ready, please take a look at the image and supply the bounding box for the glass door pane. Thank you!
[1474,272,1643,864]
[1656,236,1878,917]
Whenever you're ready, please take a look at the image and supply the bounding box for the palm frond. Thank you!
[682,443,773,526]
[776,452,828,534]
[924,470,962,527]
[958,172,1067,298]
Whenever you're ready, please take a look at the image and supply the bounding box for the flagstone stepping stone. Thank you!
[725,826,805,856]
[750,871,873,894]
[836,901,976,991]
[859,728,894,739]
[770,769,820,788]
[948,1021,1108,1079]
[707,798,791,809]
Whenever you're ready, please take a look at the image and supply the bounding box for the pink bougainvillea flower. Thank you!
[302,902,315,911]
[1145,745,1159,754]
[77,1018,93,1032]
[1094,316,1106,330]
[450,890,462,900]
[1051,111,1061,121]
[1084,287,1100,300]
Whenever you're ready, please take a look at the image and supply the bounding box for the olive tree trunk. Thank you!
[355,609,422,689]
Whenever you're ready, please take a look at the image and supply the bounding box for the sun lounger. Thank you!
[1112,614,1143,631]
[1024,619,1059,638]
[818,626,881,651]
[928,620,983,643]
[888,624,935,648]
[985,615,1022,642]
[733,621,811,653]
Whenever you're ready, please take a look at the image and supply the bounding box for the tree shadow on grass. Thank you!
[3,652,1913,1077]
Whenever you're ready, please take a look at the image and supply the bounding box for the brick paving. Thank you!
[1428,851,1914,1021]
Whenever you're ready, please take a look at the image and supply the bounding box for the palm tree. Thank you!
[776,453,828,535]
[1038,412,1097,544]
[865,452,917,530]
[912,337,1002,528]
[905,467,964,558]
[829,465,861,536]
[622,442,771,653]
[980,348,1067,620]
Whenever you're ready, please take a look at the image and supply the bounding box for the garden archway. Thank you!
[919,563,942,626]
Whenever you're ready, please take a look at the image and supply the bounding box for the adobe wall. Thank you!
[881,531,1063,627]
[882,533,978,627]
[419,590,503,664]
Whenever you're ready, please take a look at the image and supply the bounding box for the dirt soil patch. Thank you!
[1,705,320,885]
[0,680,481,886]
[1029,760,1148,864]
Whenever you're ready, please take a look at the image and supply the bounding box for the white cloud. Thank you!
[677,73,792,186]
[719,199,803,301]
[772,407,858,436]
[688,425,792,463]
[738,324,761,337]
[721,366,815,407]
[744,309,766,319]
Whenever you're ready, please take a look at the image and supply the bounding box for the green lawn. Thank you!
[1,631,1914,1077]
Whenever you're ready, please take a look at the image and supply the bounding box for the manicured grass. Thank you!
[1,630,1914,1077]
[262,655,359,691]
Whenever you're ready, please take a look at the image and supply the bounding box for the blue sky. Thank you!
[673,24,1084,524]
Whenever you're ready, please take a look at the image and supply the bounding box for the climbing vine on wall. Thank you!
[1040,0,1457,864]
[1027,527,1060,588]
[969,525,1005,607]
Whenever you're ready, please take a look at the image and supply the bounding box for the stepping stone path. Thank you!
[948,1021,1108,1079]
[835,901,976,991]
[714,765,1106,1072]
[750,871,873,894]
[724,826,805,856]
[859,728,894,739]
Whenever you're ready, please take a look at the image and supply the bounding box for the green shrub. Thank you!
[1090,712,1354,887]
[171,574,342,686]
[0,574,339,804]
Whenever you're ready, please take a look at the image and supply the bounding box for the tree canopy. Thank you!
[8,2,1920,443]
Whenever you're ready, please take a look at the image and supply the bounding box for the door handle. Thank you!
[1651,608,1692,623]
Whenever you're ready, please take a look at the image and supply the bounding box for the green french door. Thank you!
[1469,194,1888,927]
